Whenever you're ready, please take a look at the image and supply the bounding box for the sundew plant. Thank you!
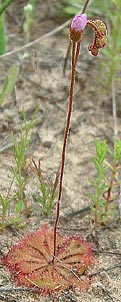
[2,2,107,296]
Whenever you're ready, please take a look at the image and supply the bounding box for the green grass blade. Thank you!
[0,64,19,106]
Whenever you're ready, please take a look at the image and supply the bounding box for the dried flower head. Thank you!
[88,20,107,56]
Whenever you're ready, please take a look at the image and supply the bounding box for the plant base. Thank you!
[2,224,94,295]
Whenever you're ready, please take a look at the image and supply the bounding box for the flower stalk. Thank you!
[53,14,87,261]
[53,41,78,260]
[53,13,107,260]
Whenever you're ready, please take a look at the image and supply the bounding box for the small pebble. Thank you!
[43,140,52,148]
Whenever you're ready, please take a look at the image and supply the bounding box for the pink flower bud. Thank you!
[70,14,87,42]
[71,13,88,31]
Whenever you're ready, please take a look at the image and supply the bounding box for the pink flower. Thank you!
[71,13,87,31]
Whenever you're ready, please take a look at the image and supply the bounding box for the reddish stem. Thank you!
[53,41,80,261]
[75,41,81,66]
[105,160,118,215]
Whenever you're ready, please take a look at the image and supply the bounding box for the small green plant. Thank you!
[0,176,16,231]
[89,139,121,224]
[0,65,19,106]
[106,140,121,213]
[89,140,108,224]
[100,0,121,137]
[30,158,59,216]
[23,0,36,42]
[0,0,15,55]
[30,0,36,15]
[13,110,36,214]
[100,0,121,89]
[0,13,6,55]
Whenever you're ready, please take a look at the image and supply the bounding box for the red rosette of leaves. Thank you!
[2,224,94,295]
